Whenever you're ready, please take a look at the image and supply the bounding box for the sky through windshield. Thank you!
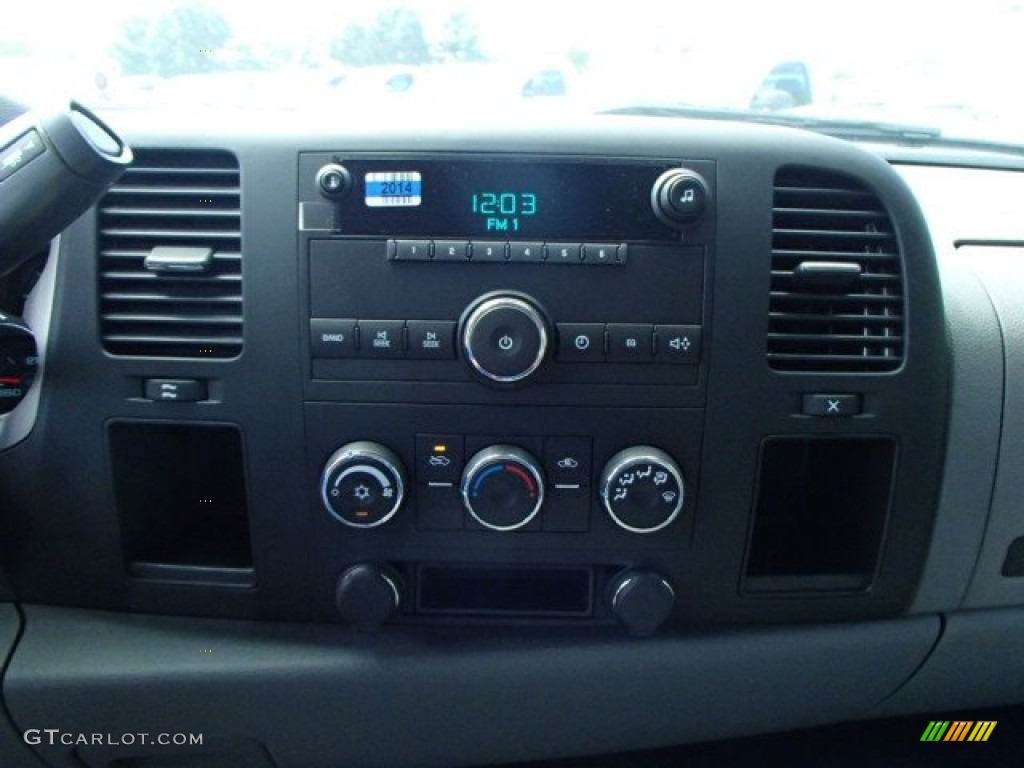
[1,0,1021,144]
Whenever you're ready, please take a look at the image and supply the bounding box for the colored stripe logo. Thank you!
[920,721,996,742]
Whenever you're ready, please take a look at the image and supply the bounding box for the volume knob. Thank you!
[460,293,550,387]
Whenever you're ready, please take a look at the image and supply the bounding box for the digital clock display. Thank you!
[470,192,537,234]
[340,158,682,242]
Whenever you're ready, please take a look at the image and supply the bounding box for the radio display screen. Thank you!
[335,157,682,242]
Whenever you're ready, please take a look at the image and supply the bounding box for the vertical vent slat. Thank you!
[767,167,904,373]
[98,149,242,359]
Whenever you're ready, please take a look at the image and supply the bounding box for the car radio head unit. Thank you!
[299,151,714,401]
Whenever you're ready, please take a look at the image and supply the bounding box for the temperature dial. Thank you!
[320,441,406,528]
[600,446,684,533]
[461,445,545,531]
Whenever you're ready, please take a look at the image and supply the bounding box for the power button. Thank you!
[461,295,549,386]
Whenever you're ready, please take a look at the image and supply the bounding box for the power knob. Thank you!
[651,169,709,227]
[460,293,550,387]
[320,441,406,528]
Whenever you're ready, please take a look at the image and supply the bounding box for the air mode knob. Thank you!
[600,446,685,533]
[460,293,550,387]
[461,445,545,531]
[320,441,406,528]
[651,169,709,227]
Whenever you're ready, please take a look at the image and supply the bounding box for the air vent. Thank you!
[98,149,242,358]
[768,166,903,372]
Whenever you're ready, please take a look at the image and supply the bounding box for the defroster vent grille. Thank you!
[98,149,242,358]
[768,166,903,372]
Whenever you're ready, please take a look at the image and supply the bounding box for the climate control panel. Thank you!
[308,401,698,635]
[318,438,690,538]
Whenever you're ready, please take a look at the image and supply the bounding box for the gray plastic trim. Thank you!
[0,606,47,768]
[963,247,1024,607]
[876,606,1024,715]
[910,250,1003,613]
[4,606,938,768]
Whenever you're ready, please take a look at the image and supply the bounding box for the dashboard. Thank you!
[0,113,1022,767]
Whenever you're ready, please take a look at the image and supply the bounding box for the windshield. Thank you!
[3,0,1022,148]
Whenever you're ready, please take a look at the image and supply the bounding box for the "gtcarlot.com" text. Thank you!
[24,729,203,747]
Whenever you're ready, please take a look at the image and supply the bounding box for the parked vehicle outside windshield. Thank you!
[2,0,1021,147]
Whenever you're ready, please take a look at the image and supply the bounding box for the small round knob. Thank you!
[460,294,549,387]
[651,169,709,227]
[600,446,685,533]
[315,163,351,198]
[461,445,545,531]
[335,563,401,630]
[0,313,38,416]
[320,441,406,528]
[608,569,676,636]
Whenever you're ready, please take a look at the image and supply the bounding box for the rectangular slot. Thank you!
[1003,537,1024,578]
[109,422,254,583]
[417,565,592,616]
[743,436,896,594]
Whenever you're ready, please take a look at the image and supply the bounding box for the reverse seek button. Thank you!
[310,319,357,358]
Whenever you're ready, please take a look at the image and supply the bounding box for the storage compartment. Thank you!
[109,422,254,585]
[417,565,592,616]
[743,436,896,593]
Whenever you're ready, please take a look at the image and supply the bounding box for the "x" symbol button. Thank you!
[802,393,861,417]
